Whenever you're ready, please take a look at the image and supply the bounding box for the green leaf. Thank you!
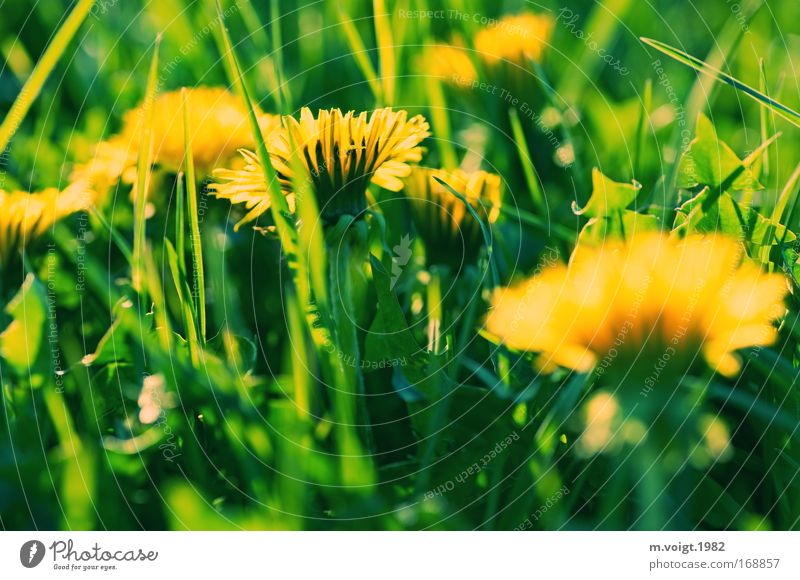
[674,187,795,249]
[0,274,47,372]
[368,254,427,369]
[677,113,762,192]
[577,210,659,246]
[572,168,641,218]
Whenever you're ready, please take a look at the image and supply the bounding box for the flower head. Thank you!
[72,87,279,201]
[427,43,478,87]
[0,181,91,263]
[403,167,501,268]
[486,233,787,378]
[211,107,430,228]
[474,12,553,68]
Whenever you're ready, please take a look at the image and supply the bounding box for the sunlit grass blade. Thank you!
[337,7,383,103]
[633,78,652,181]
[373,0,395,105]
[165,237,200,364]
[132,35,161,303]
[758,59,773,181]
[509,107,546,213]
[269,0,293,111]
[425,77,458,169]
[182,88,206,342]
[175,172,186,275]
[237,0,281,106]
[216,0,296,254]
[144,243,172,349]
[0,0,96,153]
[641,36,800,129]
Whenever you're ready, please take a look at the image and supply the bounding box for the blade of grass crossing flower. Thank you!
[373,0,395,105]
[216,1,297,255]
[0,0,96,153]
[509,107,546,213]
[182,88,207,342]
[434,176,500,289]
[337,7,383,103]
[132,36,161,303]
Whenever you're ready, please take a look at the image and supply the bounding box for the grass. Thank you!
[1,0,800,532]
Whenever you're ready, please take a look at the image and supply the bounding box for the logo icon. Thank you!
[390,234,413,289]
[20,540,46,568]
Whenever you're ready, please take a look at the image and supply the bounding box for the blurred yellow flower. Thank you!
[211,107,430,227]
[428,43,478,86]
[486,233,787,378]
[0,181,91,262]
[474,12,553,68]
[403,167,501,267]
[72,86,279,200]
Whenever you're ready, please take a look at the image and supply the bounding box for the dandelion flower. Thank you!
[211,107,430,227]
[427,43,478,87]
[0,181,91,263]
[72,87,279,200]
[474,12,553,68]
[486,233,787,378]
[403,167,501,267]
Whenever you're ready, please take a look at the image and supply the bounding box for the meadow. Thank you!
[1,0,799,531]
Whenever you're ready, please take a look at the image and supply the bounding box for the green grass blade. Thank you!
[182,88,206,342]
[433,176,500,289]
[641,36,800,128]
[165,238,200,364]
[216,0,296,253]
[269,0,293,111]
[176,171,186,275]
[509,107,546,213]
[89,206,132,265]
[337,7,383,102]
[0,0,96,153]
[634,78,652,181]
[132,35,161,301]
[558,0,636,103]
[373,0,395,105]
[427,76,458,169]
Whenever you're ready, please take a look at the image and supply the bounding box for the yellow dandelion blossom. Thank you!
[71,86,279,199]
[403,167,501,267]
[0,181,91,262]
[211,107,430,227]
[474,12,553,67]
[486,233,787,378]
[427,43,478,87]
